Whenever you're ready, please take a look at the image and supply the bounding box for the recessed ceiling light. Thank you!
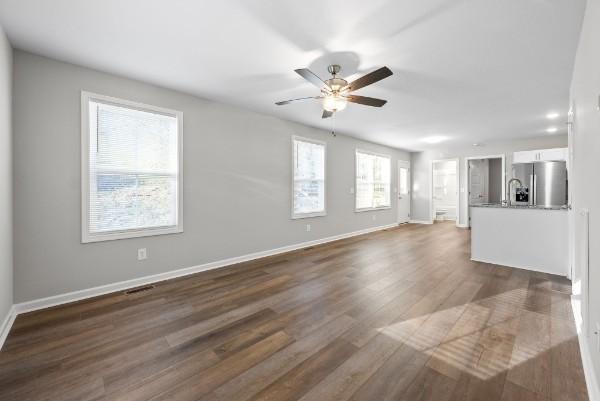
[546,127,558,133]
[546,112,560,120]
[422,135,448,144]
[472,143,481,147]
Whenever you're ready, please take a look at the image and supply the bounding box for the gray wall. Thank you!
[488,158,502,203]
[0,25,12,325]
[12,50,410,303]
[570,0,600,388]
[410,135,568,225]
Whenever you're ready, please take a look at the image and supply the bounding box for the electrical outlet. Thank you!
[306,224,311,232]
[137,248,147,260]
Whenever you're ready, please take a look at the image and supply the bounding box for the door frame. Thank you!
[430,158,459,226]
[464,154,506,228]
[397,160,411,224]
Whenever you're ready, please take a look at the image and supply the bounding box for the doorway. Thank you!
[431,159,458,223]
[397,160,410,223]
[466,155,505,227]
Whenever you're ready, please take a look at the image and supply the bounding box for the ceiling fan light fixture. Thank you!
[323,94,348,112]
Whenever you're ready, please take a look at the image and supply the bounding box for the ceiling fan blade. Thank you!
[343,67,393,92]
[295,68,330,91]
[322,110,333,119]
[345,95,387,107]
[275,96,321,106]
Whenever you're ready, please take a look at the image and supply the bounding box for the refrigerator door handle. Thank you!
[533,174,537,205]
[529,174,534,205]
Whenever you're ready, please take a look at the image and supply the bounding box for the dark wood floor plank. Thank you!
[295,333,400,401]
[212,314,356,401]
[506,310,552,397]
[107,348,221,401]
[349,343,430,401]
[247,337,357,401]
[397,366,458,401]
[147,331,293,401]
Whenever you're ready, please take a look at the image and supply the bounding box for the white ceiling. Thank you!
[0,0,585,151]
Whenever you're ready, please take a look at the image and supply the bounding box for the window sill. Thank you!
[291,211,327,220]
[82,225,183,243]
[355,206,392,213]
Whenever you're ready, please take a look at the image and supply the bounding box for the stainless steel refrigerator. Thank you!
[511,161,568,207]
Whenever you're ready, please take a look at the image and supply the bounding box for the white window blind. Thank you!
[355,150,391,210]
[292,137,326,218]
[82,92,183,242]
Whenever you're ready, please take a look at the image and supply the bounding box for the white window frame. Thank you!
[81,91,184,243]
[291,135,327,219]
[355,148,392,212]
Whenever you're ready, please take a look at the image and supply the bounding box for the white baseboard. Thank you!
[14,223,399,315]
[572,296,600,401]
[470,256,568,277]
[409,220,433,225]
[456,223,469,228]
[0,305,17,350]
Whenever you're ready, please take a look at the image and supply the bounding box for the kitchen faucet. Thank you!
[503,178,522,206]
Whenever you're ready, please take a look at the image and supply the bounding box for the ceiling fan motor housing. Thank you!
[327,64,342,75]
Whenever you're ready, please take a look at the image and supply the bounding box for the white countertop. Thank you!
[470,203,567,211]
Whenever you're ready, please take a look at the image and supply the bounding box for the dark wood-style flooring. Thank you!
[0,222,589,401]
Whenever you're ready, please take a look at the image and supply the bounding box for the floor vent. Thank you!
[125,285,155,295]
[303,246,315,251]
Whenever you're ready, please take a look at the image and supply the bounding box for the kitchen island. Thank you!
[470,204,568,276]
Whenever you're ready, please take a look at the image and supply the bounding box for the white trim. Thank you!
[355,206,392,213]
[456,223,469,228]
[409,220,433,225]
[291,211,327,220]
[572,295,600,401]
[397,160,411,224]
[291,135,327,219]
[354,149,392,212]
[430,158,460,226]
[464,154,506,228]
[81,91,184,243]
[354,148,391,159]
[0,305,17,351]
[470,256,568,277]
[13,223,398,315]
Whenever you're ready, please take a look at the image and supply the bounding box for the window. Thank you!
[81,92,183,242]
[292,136,326,218]
[355,150,391,211]
[399,166,409,195]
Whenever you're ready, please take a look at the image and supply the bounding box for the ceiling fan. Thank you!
[276,64,393,118]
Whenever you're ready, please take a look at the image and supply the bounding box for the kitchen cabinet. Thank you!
[513,150,538,163]
[471,206,568,276]
[539,147,568,161]
[513,147,567,163]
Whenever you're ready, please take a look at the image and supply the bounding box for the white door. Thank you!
[397,161,410,223]
[468,159,489,204]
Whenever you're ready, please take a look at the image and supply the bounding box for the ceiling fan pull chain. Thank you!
[332,113,336,137]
